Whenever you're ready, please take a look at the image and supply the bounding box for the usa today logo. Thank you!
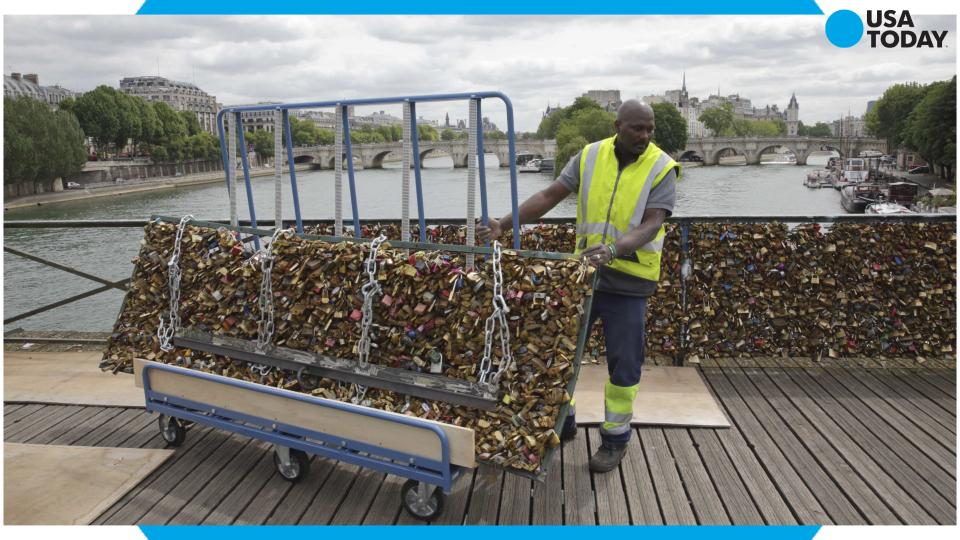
[825,10,949,48]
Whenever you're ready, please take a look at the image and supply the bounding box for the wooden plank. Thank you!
[74,408,147,447]
[872,369,956,431]
[530,450,563,524]
[138,434,251,524]
[784,364,956,524]
[201,445,276,525]
[663,429,731,524]
[4,403,38,422]
[562,428,595,524]
[3,403,25,415]
[823,367,956,467]
[267,457,338,524]
[497,471,531,525]
[46,407,125,446]
[688,429,765,524]
[701,368,839,524]
[136,359,475,467]
[297,461,362,524]
[729,365,896,524]
[4,405,76,440]
[890,368,957,417]
[584,427,630,524]
[432,467,475,525]
[919,369,956,397]
[464,464,503,524]
[103,428,230,524]
[93,425,215,524]
[797,367,956,503]
[620,427,663,524]
[25,407,103,445]
[330,469,387,524]
[708,426,798,525]
[361,475,403,524]
[169,440,271,524]
[760,367,937,524]
[640,428,697,524]
[6,405,88,443]
[232,466,296,524]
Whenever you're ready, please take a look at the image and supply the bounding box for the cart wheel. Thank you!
[401,479,444,521]
[274,449,309,482]
[158,415,185,447]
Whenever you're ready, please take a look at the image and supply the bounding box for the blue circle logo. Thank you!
[825,10,864,48]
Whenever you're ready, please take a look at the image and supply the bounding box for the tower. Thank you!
[679,71,689,109]
[786,92,799,137]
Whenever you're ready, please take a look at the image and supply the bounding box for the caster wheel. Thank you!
[401,479,444,521]
[274,448,309,482]
[158,415,186,447]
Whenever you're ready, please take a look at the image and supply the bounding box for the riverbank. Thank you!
[3,164,314,211]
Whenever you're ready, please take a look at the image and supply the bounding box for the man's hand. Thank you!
[476,218,502,243]
[581,243,615,268]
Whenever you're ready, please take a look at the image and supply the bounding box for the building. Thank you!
[583,89,622,111]
[120,76,218,133]
[4,72,75,107]
[786,93,799,137]
[866,100,877,114]
[643,73,709,138]
[831,115,867,138]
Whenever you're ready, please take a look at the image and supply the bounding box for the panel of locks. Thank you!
[307,221,955,362]
[103,220,595,473]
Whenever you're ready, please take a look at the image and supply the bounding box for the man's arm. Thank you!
[580,208,669,266]
[477,180,572,242]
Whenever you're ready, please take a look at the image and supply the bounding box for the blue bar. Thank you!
[282,109,304,233]
[234,113,261,250]
[474,98,490,234]
[502,97,521,249]
[409,102,427,242]
[139,1,825,15]
[341,106,362,238]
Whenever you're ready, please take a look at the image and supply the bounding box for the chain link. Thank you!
[354,234,387,402]
[158,215,194,351]
[477,241,514,385]
[256,227,293,353]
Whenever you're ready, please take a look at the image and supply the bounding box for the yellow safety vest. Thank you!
[575,137,680,282]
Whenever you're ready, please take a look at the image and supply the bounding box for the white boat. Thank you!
[865,202,916,215]
[519,158,542,173]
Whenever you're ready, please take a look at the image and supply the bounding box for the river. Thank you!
[3,154,840,332]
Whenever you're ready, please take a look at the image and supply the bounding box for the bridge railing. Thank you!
[217,92,523,261]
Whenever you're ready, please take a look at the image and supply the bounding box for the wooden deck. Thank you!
[4,359,956,525]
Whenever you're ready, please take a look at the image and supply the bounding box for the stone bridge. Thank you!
[679,137,888,165]
[289,140,556,169]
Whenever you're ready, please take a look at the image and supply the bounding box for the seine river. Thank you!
[3,154,839,332]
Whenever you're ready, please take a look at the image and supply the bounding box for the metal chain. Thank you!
[478,241,514,384]
[354,234,387,403]
[256,227,293,353]
[158,215,194,351]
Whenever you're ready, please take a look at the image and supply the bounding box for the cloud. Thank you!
[4,14,955,130]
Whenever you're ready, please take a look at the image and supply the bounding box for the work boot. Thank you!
[559,413,577,442]
[589,441,627,473]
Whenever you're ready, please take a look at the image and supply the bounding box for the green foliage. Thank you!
[4,96,86,185]
[536,96,605,140]
[441,128,456,141]
[71,85,122,152]
[244,130,275,159]
[417,124,439,141]
[698,103,734,136]
[179,110,202,136]
[799,121,832,137]
[868,82,927,149]
[903,76,956,175]
[650,102,687,154]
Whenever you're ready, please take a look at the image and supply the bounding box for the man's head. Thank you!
[614,100,655,158]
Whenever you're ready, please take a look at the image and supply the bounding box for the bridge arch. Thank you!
[713,147,741,165]
[293,155,315,164]
[371,150,393,169]
[679,150,704,162]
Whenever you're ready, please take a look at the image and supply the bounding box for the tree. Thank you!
[698,103,734,136]
[903,76,956,179]
[800,121,832,137]
[244,129,275,160]
[132,97,160,151]
[4,96,86,185]
[731,118,753,137]
[650,102,687,154]
[71,85,122,153]
[179,110,202,136]
[441,128,455,141]
[417,124,439,141]
[866,82,927,149]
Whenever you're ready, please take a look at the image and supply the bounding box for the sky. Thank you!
[3,14,956,132]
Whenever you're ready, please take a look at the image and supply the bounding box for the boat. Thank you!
[804,170,833,188]
[762,153,797,165]
[865,202,916,215]
[538,158,555,173]
[840,183,883,213]
[886,182,919,206]
[519,158,542,173]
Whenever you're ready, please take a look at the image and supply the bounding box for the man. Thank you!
[477,100,679,472]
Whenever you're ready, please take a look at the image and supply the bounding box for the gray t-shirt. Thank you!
[557,150,678,297]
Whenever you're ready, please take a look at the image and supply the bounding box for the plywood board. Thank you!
[4,443,173,525]
[573,364,730,427]
[4,352,143,407]
[134,359,475,467]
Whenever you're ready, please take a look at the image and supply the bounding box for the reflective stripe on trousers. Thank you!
[601,380,639,437]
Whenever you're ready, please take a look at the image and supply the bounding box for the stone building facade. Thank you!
[120,76,218,133]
